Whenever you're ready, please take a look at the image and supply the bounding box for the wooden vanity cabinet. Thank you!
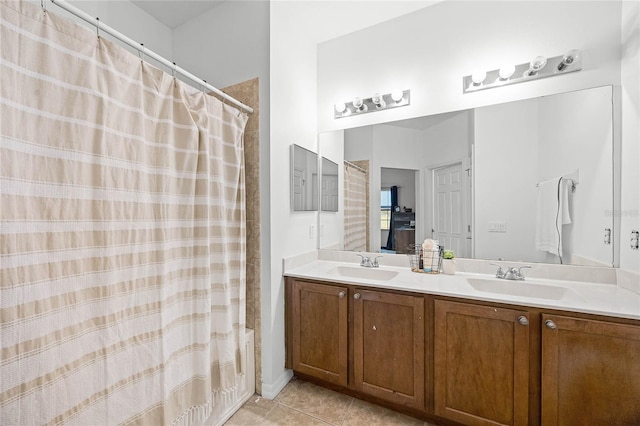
[285,276,640,426]
[541,314,640,425]
[353,289,425,409]
[289,280,348,386]
[286,279,426,411]
[434,300,531,426]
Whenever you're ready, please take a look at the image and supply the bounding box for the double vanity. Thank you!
[283,252,640,425]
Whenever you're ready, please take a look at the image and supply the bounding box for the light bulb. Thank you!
[390,90,404,103]
[372,93,385,108]
[471,70,487,85]
[558,49,580,71]
[525,56,547,76]
[352,97,367,112]
[498,64,515,80]
[335,102,346,114]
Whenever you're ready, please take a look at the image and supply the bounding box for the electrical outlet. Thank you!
[631,230,639,250]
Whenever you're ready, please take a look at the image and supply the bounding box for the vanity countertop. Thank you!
[284,260,640,321]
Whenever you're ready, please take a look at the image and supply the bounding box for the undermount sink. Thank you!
[329,266,399,281]
[467,278,570,300]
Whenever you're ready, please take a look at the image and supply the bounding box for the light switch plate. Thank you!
[488,221,507,233]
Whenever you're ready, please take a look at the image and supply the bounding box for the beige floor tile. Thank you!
[227,379,438,426]
[341,397,425,426]
[263,404,332,425]
[224,395,277,425]
[274,378,354,424]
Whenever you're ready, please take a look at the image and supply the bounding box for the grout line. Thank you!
[338,397,354,426]
[273,400,336,425]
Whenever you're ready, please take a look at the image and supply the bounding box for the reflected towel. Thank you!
[535,177,572,256]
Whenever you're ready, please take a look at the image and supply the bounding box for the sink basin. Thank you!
[329,266,399,281]
[467,278,570,300]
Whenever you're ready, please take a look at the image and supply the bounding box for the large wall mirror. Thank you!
[319,85,615,267]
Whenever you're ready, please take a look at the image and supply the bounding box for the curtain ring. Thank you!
[41,0,47,12]
[172,62,177,78]
[202,80,207,93]
[96,17,100,39]
[139,43,145,62]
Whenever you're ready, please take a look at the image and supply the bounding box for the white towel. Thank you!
[535,177,572,256]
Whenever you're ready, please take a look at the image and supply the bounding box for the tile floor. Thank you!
[225,377,438,425]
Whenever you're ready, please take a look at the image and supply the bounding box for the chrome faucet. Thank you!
[490,263,531,280]
[357,254,382,268]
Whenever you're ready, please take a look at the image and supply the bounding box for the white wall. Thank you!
[172,1,269,89]
[620,1,640,273]
[30,0,174,61]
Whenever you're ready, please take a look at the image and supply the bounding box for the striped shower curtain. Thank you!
[344,161,368,252]
[1,1,247,424]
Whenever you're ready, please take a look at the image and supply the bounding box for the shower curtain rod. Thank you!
[48,0,254,114]
[345,160,367,173]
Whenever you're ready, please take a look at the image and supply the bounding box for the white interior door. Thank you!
[433,163,467,256]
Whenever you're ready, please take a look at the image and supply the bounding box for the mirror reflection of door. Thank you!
[321,176,338,211]
[293,168,305,211]
[432,162,470,258]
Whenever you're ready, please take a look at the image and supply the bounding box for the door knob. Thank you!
[518,316,529,326]
[354,293,361,300]
[545,319,557,330]
[338,291,346,298]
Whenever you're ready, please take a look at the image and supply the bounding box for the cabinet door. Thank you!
[434,300,530,426]
[353,289,425,409]
[541,314,640,425]
[291,280,348,386]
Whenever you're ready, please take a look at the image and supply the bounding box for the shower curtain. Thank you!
[0,1,247,425]
[344,161,368,252]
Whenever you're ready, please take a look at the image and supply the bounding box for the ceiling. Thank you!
[131,1,226,29]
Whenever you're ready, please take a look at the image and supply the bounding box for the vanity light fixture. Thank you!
[334,89,411,119]
[462,49,582,94]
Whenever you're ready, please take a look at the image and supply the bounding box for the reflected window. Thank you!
[381,189,391,230]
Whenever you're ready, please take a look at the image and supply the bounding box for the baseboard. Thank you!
[260,369,293,400]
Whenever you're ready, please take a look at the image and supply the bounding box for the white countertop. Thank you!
[284,260,640,321]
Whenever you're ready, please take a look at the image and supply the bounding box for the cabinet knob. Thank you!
[338,291,346,298]
[518,316,529,326]
[545,319,557,330]
[354,293,361,300]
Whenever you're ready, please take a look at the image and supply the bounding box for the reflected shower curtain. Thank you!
[344,161,368,252]
[0,1,247,425]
